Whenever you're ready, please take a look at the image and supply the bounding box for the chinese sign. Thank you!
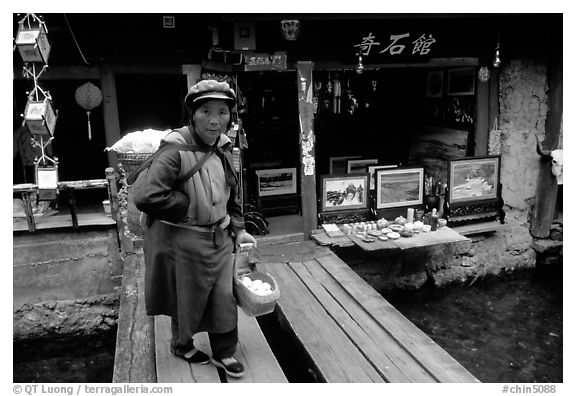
[353,32,437,60]
[244,52,287,71]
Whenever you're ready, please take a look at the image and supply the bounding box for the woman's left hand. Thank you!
[235,228,258,249]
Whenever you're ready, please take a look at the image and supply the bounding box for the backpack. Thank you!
[127,127,218,231]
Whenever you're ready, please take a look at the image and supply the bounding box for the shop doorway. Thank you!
[237,71,304,237]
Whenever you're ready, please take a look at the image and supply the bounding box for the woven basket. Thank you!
[116,152,154,179]
[234,271,280,317]
[116,152,153,236]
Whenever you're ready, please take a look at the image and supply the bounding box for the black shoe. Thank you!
[211,356,245,378]
[171,346,211,365]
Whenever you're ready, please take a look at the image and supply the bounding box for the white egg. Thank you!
[252,279,263,288]
[240,277,252,287]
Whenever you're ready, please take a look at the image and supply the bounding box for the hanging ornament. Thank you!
[74,82,102,140]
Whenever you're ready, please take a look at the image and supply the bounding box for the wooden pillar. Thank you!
[531,29,562,238]
[296,61,318,238]
[475,68,490,156]
[100,65,122,169]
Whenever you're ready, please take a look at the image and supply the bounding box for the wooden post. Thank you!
[21,191,36,232]
[100,65,122,169]
[67,189,79,228]
[531,29,562,238]
[105,167,120,220]
[296,61,318,238]
[475,69,490,156]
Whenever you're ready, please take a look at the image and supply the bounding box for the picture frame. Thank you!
[447,156,500,205]
[426,70,444,98]
[329,155,361,174]
[368,164,397,190]
[255,167,297,197]
[320,173,370,212]
[447,67,476,96]
[375,167,424,209]
[347,158,379,174]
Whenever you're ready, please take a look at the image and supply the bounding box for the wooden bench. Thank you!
[258,251,480,383]
[154,310,288,383]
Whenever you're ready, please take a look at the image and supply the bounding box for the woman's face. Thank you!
[192,99,231,145]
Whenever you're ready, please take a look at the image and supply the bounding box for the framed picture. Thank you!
[375,167,424,209]
[447,156,500,204]
[347,158,379,174]
[329,155,361,174]
[447,67,475,96]
[368,164,397,190]
[320,173,370,212]
[426,70,444,98]
[255,167,297,197]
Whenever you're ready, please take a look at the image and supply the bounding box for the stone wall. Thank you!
[13,228,123,340]
[498,59,549,211]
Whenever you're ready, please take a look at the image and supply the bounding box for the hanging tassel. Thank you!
[87,110,92,140]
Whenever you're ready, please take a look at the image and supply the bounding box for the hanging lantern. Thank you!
[75,82,102,140]
[15,14,51,64]
[24,97,57,137]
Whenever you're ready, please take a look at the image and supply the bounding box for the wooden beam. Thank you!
[296,61,318,238]
[100,65,122,169]
[531,30,562,238]
[13,64,194,80]
[313,57,479,71]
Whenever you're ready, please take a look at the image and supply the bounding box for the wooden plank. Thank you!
[452,220,504,236]
[291,261,434,382]
[154,315,221,383]
[315,254,479,383]
[257,232,306,246]
[234,310,288,383]
[113,254,156,382]
[347,227,469,251]
[259,262,384,382]
[311,229,354,247]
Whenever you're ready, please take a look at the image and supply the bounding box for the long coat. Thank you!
[133,127,244,334]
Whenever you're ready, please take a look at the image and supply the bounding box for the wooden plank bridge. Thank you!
[115,240,479,383]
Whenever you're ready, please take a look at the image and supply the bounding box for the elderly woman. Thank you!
[134,80,257,378]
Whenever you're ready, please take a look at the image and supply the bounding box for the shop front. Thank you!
[13,14,561,245]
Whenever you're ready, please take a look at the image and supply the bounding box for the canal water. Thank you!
[382,266,563,383]
[13,329,117,383]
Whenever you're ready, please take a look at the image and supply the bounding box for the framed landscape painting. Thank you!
[255,168,297,197]
[447,156,500,204]
[320,173,370,212]
[375,167,424,209]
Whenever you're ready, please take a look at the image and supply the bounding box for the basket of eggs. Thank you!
[234,271,280,317]
[233,243,280,317]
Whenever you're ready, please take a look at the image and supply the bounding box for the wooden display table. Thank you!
[312,226,469,251]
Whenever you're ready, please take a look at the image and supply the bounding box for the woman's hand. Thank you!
[234,228,257,249]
